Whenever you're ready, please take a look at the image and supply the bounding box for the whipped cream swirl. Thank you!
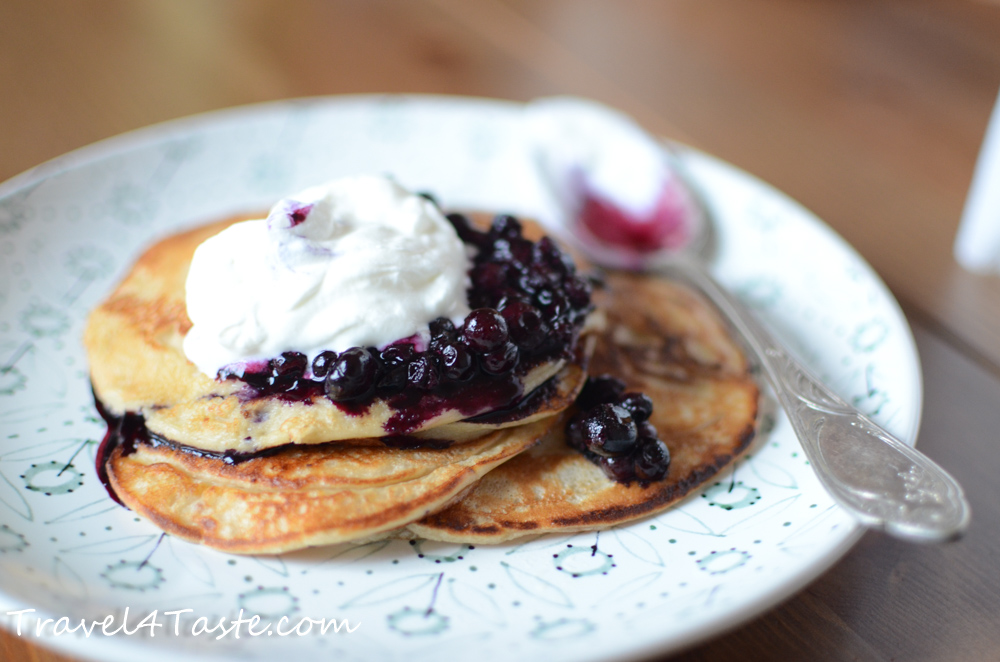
[183,175,472,378]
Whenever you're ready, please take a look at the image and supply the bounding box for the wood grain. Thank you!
[2,1,999,660]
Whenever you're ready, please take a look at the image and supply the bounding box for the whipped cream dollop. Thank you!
[524,97,702,267]
[183,175,472,378]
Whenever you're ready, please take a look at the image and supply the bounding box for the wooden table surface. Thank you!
[2,1,999,660]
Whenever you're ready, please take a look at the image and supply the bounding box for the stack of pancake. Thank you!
[84,217,759,553]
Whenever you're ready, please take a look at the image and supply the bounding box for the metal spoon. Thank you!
[579,149,971,543]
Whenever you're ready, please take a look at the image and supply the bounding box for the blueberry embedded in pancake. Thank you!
[408,273,760,542]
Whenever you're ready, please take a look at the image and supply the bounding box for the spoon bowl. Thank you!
[577,144,970,543]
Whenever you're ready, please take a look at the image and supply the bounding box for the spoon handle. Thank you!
[669,262,970,543]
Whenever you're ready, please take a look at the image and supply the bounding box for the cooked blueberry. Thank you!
[537,236,575,274]
[549,318,574,347]
[508,238,534,265]
[375,344,414,391]
[273,351,307,378]
[619,392,654,423]
[240,367,271,390]
[377,365,408,392]
[311,350,338,378]
[472,262,511,294]
[565,415,588,452]
[580,403,637,456]
[266,351,307,390]
[495,292,528,312]
[480,341,519,375]
[538,291,569,317]
[565,276,592,308]
[637,420,658,442]
[429,317,456,339]
[439,342,476,381]
[407,353,441,390]
[501,301,547,350]
[634,438,671,482]
[535,289,555,308]
[446,212,489,249]
[325,347,379,401]
[598,454,636,484]
[380,343,417,366]
[462,308,509,352]
[489,214,522,240]
[577,376,628,410]
[516,271,549,295]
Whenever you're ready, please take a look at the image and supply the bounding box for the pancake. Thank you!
[84,216,592,454]
[107,415,559,554]
[407,273,760,542]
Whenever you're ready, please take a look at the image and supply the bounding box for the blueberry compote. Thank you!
[217,213,594,435]
[565,376,670,486]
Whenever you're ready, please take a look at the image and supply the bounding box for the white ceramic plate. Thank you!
[0,96,920,662]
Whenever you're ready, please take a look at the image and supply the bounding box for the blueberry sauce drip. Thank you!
[93,395,147,506]
[217,212,594,435]
[565,376,670,486]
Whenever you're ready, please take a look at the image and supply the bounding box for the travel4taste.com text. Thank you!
[6,608,360,640]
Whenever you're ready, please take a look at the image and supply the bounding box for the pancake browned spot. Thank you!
[408,273,760,542]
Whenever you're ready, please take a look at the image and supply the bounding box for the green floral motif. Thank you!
[851,364,890,417]
[20,461,84,495]
[696,549,750,575]
[0,187,36,235]
[530,618,595,640]
[238,586,299,619]
[702,482,761,510]
[387,606,449,636]
[63,246,114,279]
[20,303,68,338]
[101,560,164,591]
[0,524,28,553]
[0,367,26,396]
[410,539,473,563]
[552,546,615,578]
[108,183,158,226]
[850,319,889,353]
